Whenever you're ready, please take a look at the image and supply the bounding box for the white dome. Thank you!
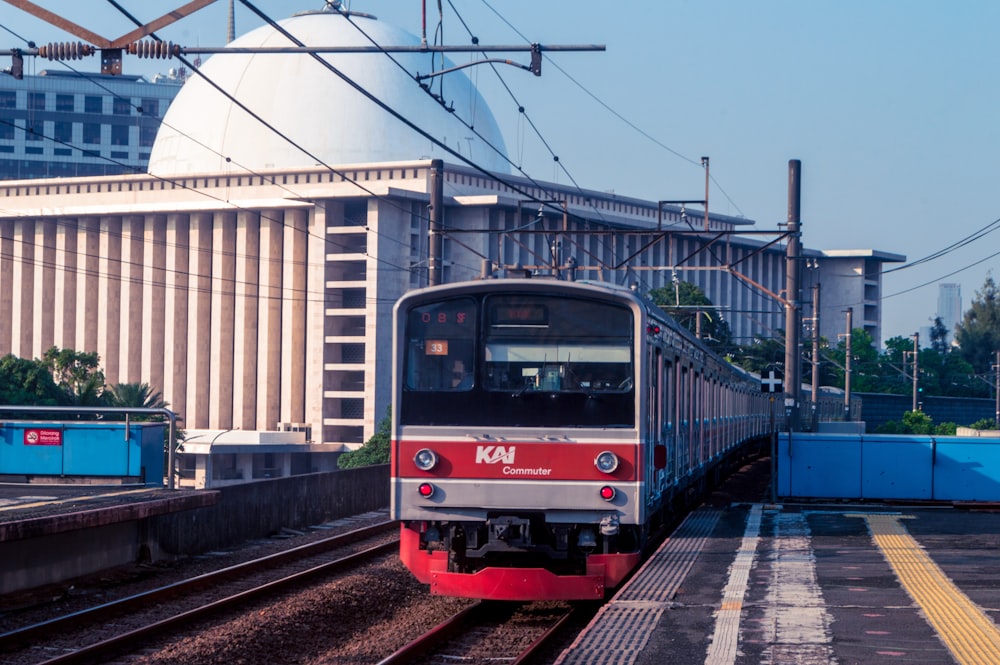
[148,10,509,175]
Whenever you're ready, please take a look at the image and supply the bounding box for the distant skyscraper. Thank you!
[937,282,962,344]
[0,69,180,181]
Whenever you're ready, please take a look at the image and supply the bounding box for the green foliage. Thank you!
[41,347,107,406]
[955,275,1000,373]
[902,410,934,434]
[0,354,66,406]
[106,382,167,411]
[969,418,999,430]
[934,422,958,435]
[728,334,786,374]
[338,407,391,469]
[876,412,964,436]
[648,281,733,353]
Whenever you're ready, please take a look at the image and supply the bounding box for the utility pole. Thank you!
[994,350,999,428]
[811,282,820,430]
[911,332,919,411]
[844,307,853,420]
[784,160,803,430]
[428,159,444,286]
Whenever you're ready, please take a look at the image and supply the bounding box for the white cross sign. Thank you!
[761,370,783,393]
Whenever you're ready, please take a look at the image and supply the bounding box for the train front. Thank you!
[390,280,644,601]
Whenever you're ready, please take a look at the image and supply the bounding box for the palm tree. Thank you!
[105,382,167,411]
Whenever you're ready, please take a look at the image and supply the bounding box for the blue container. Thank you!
[861,435,933,500]
[778,433,862,498]
[934,437,1000,501]
[0,421,165,485]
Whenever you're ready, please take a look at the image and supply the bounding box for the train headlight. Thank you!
[599,485,616,501]
[413,448,439,471]
[595,451,619,474]
[417,482,436,498]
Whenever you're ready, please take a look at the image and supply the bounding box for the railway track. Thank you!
[0,521,397,665]
[377,599,591,665]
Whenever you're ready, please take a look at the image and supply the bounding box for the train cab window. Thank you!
[404,298,477,391]
[482,295,633,394]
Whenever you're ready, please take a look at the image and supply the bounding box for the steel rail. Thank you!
[1,521,395,660]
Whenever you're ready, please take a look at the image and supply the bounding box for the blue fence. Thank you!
[777,432,1000,502]
[0,422,165,484]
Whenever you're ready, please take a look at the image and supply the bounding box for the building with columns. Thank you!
[0,8,903,485]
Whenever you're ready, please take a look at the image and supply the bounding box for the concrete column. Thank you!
[54,218,78,351]
[76,217,100,353]
[142,215,167,396]
[257,210,283,431]
[164,214,189,425]
[120,215,145,383]
[31,219,56,358]
[233,210,260,431]
[210,212,237,429]
[304,203,328,440]
[12,219,34,358]
[281,207,307,425]
[98,216,122,384]
[187,212,214,429]
[0,220,13,355]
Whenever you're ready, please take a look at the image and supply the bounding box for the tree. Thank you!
[955,275,1000,373]
[106,382,167,411]
[648,281,733,352]
[41,347,106,406]
[0,354,66,406]
[729,334,786,374]
[338,407,391,469]
[828,328,884,392]
[929,316,950,353]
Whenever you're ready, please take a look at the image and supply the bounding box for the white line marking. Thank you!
[704,503,762,665]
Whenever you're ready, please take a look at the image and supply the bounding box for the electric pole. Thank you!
[784,160,803,430]
[844,307,853,420]
[811,282,820,431]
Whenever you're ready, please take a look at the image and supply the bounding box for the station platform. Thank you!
[557,500,1000,665]
[0,483,216,594]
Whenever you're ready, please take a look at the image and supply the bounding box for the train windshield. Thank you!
[483,295,633,394]
[401,293,635,427]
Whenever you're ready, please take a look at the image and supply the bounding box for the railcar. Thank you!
[390,278,773,601]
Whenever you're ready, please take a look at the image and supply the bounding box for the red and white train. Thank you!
[390,278,774,601]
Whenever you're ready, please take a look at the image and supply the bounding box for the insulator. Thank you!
[129,41,178,59]
[38,42,94,60]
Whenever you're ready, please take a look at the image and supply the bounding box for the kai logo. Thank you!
[475,445,515,464]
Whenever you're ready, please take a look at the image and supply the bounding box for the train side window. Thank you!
[404,298,477,391]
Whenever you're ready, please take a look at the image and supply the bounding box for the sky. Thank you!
[2,0,998,345]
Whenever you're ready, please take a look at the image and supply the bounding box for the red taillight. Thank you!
[647,324,661,335]
[418,482,435,498]
[600,485,616,501]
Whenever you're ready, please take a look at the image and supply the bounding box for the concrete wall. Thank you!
[0,465,389,594]
[153,464,389,555]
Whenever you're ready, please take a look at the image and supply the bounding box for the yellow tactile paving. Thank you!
[0,487,154,513]
[857,513,1000,665]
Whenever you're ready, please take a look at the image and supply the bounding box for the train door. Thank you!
[678,364,690,479]
[663,356,676,488]
[647,345,663,507]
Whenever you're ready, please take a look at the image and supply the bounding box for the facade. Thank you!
[0,164,901,451]
[0,69,181,180]
[813,249,905,348]
[0,9,904,485]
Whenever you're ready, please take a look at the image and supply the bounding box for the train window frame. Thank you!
[403,297,478,392]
